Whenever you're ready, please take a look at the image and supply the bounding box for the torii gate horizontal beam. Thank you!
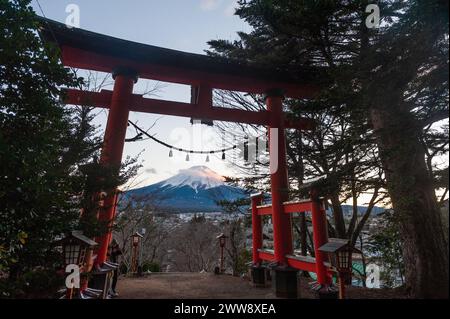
[39,18,322,99]
[65,88,316,130]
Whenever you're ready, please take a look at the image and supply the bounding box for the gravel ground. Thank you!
[116,273,407,299]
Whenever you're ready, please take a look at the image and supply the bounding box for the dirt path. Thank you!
[115,272,407,299]
[116,273,275,299]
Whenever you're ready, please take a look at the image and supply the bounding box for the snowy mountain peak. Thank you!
[124,166,247,212]
[160,166,226,191]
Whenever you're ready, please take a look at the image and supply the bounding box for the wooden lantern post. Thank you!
[318,238,361,299]
[216,233,228,273]
[54,231,98,299]
[130,231,144,274]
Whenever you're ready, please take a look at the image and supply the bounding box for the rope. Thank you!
[128,120,237,154]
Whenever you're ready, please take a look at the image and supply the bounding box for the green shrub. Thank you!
[0,268,63,299]
[0,278,26,299]
[23,269,62,296]
[236,249,252,275]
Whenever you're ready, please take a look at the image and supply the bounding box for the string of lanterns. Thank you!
[127,120,267,162]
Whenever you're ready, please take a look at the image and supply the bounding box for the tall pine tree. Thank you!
[208,0,448,297]
[0,0,100,285]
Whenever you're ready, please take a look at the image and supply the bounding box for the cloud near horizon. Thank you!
[199,0,222,11]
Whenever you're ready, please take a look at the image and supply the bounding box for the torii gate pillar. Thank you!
[96,67,138,265]
[266,89,293,262]
[266,89,297,298]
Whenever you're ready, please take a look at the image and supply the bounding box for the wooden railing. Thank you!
[257,248,322,273]
[250,193,332,285]
[255,198,320,215]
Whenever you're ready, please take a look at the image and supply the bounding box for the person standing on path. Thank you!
[108,239,122,297]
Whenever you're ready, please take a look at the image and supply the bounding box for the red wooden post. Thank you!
[251,193,263,265]
[338,274,346,299]
[266,90,293,265]
[130,241,137,273]
[96,68,137,265]
[310,188,331,285]
[104,192,120,254]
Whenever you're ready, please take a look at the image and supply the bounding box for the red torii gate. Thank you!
[39,19,333,297]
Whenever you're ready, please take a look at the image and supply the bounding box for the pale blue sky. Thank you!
[32,0,252,189]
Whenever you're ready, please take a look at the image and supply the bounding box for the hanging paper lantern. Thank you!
[169,148,173,157]
[185,153,189,161]
[222,150,225,160]
[206,155,210,162]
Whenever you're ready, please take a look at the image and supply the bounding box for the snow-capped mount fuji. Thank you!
[125,166,247,213]
[160,166,226,192]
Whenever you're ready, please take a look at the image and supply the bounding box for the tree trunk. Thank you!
[370,107,449,298]
[330,193,347,238]
[299,214,308,256]
[360,242,367,288]
[291,130,309,257]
